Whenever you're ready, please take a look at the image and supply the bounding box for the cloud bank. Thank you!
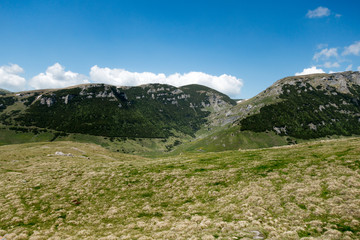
[0,64,26,91]
[29,63,90,89]
[0,63,243,97]
[90,66,243,97]
[295,66,325,76]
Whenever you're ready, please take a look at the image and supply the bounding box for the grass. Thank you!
[0,127,55,145]
[174,129,290,153]
[0,138,360,239]
[0,127,190,156]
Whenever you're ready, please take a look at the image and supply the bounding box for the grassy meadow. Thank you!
[1,138,360,239]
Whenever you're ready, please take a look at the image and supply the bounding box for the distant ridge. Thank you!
[0,88,11,95]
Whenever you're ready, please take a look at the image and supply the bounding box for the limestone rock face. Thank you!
[62,94,75,104]
[40,96,56,107]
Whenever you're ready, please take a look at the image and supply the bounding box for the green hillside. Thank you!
[196,71,360,152]
[0,83,234,140]
[1,137,359,239]
[239,72,360,139]
[176,129,290,153]
[0,88,11,95]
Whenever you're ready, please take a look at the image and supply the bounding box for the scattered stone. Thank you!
[250,230,264,239]
[54,151,73,157]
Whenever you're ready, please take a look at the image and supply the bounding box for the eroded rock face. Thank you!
[207,94,227,112]
[278,71,360,95]
[40,96,56,107]
[255,71,360,101]
[62,94,74,104]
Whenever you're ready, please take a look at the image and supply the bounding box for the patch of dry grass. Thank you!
[0,139,360,239]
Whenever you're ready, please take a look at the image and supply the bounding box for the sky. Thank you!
[0,0,360,99]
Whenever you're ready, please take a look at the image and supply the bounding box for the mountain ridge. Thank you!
[0,88,11,95]
[192,71,360,152]
[0,83,235,142]
[1,71,360,154]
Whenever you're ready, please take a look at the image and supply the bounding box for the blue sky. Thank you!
[0,0,360,98]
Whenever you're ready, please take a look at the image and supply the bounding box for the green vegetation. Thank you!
[0,88,11,95]
[174,129,290,153]
[16,85,206,138]
[0,126,192,155]
[240,82,360,139]
[0,84,234,140]
[0,127,55,145]
[1,138,360,239]
[0,96,15,112]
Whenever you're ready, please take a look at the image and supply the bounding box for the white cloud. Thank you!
[342,41,360,56]
[90,65,243,97]
[295,66,325,76]
[357,66,360,72]
[2,63,244,96]
[29,63,89,89]
[323,62,340,68]
[313,48,338,61]
[346,64,353,71]
[335,14,342,18]
[306,7,331,18]
[0,64,26,91]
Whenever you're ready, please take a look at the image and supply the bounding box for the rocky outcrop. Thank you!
[40,96,56,107]
[62,94,74,104]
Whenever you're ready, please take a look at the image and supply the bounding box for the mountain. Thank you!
[191,71,360,152]
[0,88,11,95]
[2,71,360,154]
[238,71,360,139]
[0,83,235,142]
